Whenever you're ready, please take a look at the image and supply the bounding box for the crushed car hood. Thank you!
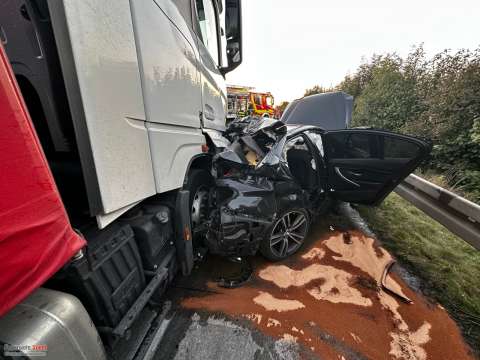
[281,91,353,130]
[214,117,291,179]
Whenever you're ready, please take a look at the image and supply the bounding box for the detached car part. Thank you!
[381,260,413,303]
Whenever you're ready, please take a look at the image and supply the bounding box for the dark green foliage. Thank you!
[276,100,290,114]
[307,45,480,202]
[303,85,333,97]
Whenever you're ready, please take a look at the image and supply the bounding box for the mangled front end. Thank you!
[206,177,276,256]
[205,117,300,257]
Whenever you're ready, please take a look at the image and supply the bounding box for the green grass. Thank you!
[357,193,480,352]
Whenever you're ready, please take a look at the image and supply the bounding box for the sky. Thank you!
[226,0,480,104]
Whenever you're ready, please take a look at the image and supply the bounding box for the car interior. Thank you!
[284,136,318,191]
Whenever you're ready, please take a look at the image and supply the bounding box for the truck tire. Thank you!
[260,208,310,261]
[185,169,213,236]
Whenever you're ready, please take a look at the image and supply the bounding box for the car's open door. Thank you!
[322,129,431,205]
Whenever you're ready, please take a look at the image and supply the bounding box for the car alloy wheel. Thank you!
[269,210,308,258]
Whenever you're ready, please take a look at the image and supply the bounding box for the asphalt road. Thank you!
[156,205,474,360]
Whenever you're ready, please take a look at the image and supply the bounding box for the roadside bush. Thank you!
[306,45,480,201]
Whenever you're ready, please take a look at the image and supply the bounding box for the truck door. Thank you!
[131,0,203,129]
[323,130,431,205]
[194,0,227,131]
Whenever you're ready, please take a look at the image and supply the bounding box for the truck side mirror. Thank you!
[220,0,242,75]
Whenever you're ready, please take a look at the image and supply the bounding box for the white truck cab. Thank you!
[47,0,242,227]
[0,1,242,358]
[0,0,242,227]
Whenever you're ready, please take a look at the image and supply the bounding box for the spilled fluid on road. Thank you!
[181,229,473,359]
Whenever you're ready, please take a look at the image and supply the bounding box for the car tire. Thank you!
[185,169,213,236]
[260,208,310,261]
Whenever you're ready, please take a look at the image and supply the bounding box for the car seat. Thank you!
[286,149,317,190]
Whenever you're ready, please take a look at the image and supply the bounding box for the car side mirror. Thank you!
[220,0,242,75]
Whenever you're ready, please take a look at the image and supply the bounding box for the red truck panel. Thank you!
[0,45,85,316]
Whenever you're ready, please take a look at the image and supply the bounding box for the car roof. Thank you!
[285,124,323,138]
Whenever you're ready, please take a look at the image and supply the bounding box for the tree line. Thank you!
[298,45,480,202]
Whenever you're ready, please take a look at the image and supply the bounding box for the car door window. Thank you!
[196,0,219,65]
[383,136,421,159]
[323,130,431,205]
[326,133,378,159]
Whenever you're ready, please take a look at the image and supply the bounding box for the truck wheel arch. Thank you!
[183,154,213,187]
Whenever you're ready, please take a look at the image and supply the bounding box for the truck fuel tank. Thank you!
[0,287,106,359]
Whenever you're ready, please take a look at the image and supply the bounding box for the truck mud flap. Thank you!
[174,190,194,275]
[110,248,177,359]
[133,301,173,360]
[113,266,168,337]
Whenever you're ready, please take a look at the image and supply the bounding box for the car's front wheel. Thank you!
[185,169,213,240]
[260,208,310,261]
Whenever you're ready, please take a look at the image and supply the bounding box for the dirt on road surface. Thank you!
[179,224,474,359]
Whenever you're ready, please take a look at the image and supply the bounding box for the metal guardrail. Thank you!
[395,174,480,250]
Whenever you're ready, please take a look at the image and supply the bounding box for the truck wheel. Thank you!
[185,169,213,235]
[260,208,310,261]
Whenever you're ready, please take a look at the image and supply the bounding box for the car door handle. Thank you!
[335,167,360,187]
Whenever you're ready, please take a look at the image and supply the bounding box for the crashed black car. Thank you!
[195,116,431,261]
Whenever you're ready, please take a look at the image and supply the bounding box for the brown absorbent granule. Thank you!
[253,291,305,312]
[181,230,474,360]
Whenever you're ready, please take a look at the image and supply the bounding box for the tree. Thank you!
[352,54,419,131]
[276,101,290,112]
[303,45,480,201]
[275,101,290,118]
[303,85,333,97]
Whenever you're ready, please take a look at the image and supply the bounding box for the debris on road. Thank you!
[217,257,253,288]
[181,228,474,359]
[382,260,413,303]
